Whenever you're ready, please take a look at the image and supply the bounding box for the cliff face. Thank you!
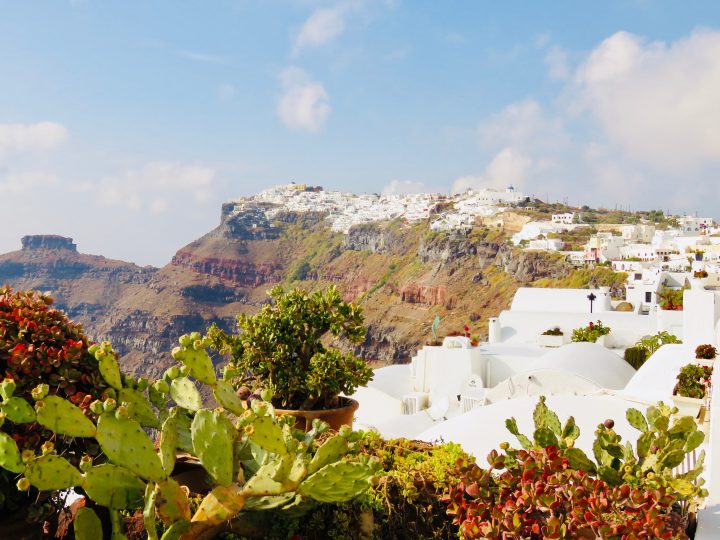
[0,207,588,373]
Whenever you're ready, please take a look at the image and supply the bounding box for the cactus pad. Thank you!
[159,414,179,475]
[170,377,203,411]
[249,416,287,455]
[191,409,235,486]
[159,520,190,540]
[243,459,285,495]
[213,380,245,416]
[0,432,25,473]
[98,350,123,391]
[82,463,146,509]
[24,454,83,491]
[144,484,159,540]
[172,342,216,385]
[307,434,348,475]
[156,478,191,524]
[118,388,160,429]
[505,417,532,450]
[0,396,36,424]
[298,461,373,503]
[192,484,245,525]
[35,395,96,437]
[74,507,104,540]
[96,412,166,483]
[533,427,559,448]
[626,408,649,432]
[565,447,597,474]
[685,430,705,453]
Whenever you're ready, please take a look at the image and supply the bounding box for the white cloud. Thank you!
[573,29,720,171]
[294,7,346,53]
[545,44,569,80]
[97,162,217,212]
[480,99,565,150]
[0,122,67,158]
[383,179,425,195]
[0,172,59,194]
[218,83,237,100]
[277,68,331,133]
[177,50,228,64]
[452,148,533,194]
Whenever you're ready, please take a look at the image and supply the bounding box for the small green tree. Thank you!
[209,285,373,410]
[635,331,682,356]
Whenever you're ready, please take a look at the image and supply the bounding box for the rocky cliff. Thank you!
[0,206,620,375]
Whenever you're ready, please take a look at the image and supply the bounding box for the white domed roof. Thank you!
[622,344,689,401]
[530,342,635,389]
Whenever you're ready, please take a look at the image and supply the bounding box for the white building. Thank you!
[680,216,714,234]
[551,212,575,225]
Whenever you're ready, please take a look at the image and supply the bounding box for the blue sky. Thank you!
[1,1,720,265]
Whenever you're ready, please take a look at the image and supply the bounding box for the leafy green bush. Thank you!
[635,331,682,356]
[208,286,373,410]
[571,320,610,343]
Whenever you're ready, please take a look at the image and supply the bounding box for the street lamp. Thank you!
[587,292,597,313]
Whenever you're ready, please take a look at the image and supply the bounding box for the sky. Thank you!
[1,1,720,266]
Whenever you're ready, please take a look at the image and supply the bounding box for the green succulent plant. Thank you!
[207,286,373,410]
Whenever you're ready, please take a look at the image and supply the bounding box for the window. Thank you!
[635,273,642,280]
[645,291,652,303]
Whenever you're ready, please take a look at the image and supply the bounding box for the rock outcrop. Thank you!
[22,235,77,251]
[495,245,569,282]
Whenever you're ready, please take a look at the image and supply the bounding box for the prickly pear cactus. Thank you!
[191,409,236,486]
[307,434,348,475]
[626,408,649,433]
[23,454,83,491]
[159,414,179,475]
[82,463,146,509]
[170,377,203,411]
[192,484,246,525]
[533,396,561,436]
[0,396,36,424]
[118,388,161,429]
[213,379,245,416]
[95,412,166,483]
[298,461,374,503]
[144,484,159,540]
[74,507,104,540]
[172,335,216,385]
[249,415,287,455]
[35,395,97,437]
[533,427,559,448]
[0,431,25,473]
[90,342,123,390]
[155,478,191,524]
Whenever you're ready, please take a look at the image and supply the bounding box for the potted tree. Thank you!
[0,287,112,538]
[672,363,713,418]
[208,285,373,430]
[538,327,564,347]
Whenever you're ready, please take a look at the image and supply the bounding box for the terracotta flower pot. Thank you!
[275,397,359,431]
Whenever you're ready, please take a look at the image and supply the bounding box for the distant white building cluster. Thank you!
[235,183,525,234]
